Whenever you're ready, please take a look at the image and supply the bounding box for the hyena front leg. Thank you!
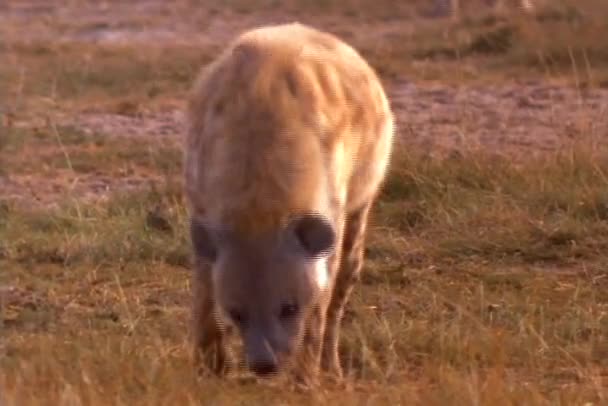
[293,224,345,385]
[192,263,228,376]
[321,200,373,378]
[291,303,328,385]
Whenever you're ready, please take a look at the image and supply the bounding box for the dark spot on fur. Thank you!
[214,100,224,114]
[284,71,299,98]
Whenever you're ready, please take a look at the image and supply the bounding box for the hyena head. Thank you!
[191,212,336,376]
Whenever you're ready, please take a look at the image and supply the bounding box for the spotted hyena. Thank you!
[183,22,394,382]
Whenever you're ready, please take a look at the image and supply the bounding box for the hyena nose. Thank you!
[245,330,279,377]
[249,360,278,377]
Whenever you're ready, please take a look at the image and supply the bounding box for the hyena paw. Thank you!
[321,350,344,379]
[291,367,320,388]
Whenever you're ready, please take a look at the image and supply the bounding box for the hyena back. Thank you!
[184,22,394,381]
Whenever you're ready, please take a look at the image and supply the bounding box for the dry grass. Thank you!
[1,0,608,404]
[1,131,607,404]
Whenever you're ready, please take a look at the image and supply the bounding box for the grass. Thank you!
[0,41,211,115]
[1,0,608,404]
[361,1,608,84]
[377,147,608,265]
[1,126,181,177]
[1,135,607,404]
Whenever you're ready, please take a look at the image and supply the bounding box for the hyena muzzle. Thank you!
[183,22,395,382]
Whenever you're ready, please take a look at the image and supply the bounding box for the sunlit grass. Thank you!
[2,139,607,404]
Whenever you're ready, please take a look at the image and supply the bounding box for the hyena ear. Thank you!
[292,213,336,258]
[190,219,218,262]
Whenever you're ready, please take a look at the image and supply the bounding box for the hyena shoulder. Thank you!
[184,23,393,234]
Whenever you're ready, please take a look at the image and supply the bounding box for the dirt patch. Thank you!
[4,81,607,208]
[0,172,163,210]
[59,81,608,158]
[62,110,185,139]
[391,80,608,157]
[54,81,608,157]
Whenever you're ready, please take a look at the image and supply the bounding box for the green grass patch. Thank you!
[0,187,189,269]
[375,147,608,265]
[1,126,182,176]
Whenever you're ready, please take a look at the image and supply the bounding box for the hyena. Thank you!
[183,22,394,381]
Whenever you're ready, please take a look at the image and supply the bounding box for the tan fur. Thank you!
[184,22,394,382]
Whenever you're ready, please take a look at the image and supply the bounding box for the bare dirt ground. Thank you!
[57,81,608,154]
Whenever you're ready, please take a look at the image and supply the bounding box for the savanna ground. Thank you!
[1,0,607,404]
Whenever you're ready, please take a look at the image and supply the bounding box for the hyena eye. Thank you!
[279,303,299,320]
[228,309,246,325]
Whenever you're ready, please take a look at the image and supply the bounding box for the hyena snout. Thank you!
[244,329,286,377]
